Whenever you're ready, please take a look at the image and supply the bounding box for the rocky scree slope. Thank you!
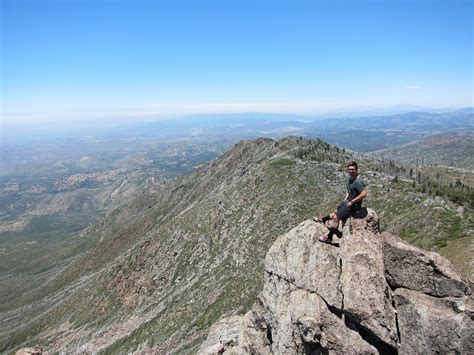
[2,137,472,354]
[199,209,473,354]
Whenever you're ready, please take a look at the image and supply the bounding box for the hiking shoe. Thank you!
[319,234,333,243]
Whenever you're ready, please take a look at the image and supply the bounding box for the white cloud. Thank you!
[407,86,424,90]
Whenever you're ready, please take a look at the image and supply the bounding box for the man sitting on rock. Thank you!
[315,161,367,243]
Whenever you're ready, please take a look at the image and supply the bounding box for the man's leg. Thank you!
[327,214,342,239]
[318,201,350,242]
[320,211,342,242]
[329,202,351,238]
[314,213,332,223]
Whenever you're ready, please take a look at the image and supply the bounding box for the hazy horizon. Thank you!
[2,0,472,127]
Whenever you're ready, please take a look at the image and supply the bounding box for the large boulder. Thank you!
[383,232,470,297]
[199,209,473,354]
[394,287,473,354]
[340,210,398,349]
[383,232,472,353]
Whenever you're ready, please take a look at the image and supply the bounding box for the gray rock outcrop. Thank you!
[198,209,472,354]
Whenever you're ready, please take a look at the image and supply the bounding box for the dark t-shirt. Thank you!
[346,175,366,209]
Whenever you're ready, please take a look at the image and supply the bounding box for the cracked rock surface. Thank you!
[198,209,473,354]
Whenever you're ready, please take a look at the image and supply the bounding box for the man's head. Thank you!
[347,161,358,178]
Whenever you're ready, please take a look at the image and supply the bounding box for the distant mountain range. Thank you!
[375,133,474,169]
[4,107,473,147]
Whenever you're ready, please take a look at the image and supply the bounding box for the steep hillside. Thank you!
[0,139,225,304]
[2,137,472,353]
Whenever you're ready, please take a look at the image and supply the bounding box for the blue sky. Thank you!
[1,0,473,125]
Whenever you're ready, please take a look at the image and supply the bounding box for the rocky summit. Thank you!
[199,209,473,354]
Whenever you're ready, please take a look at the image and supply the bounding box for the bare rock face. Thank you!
[383,232,469,297]
[339,211,398,349]
[199,209,473,354]
[382,232,472,353]
[393,288,473,354]
[198,315,243,354]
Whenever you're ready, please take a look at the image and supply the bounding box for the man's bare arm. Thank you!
[347,189,367,207]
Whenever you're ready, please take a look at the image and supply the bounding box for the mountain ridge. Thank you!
[2,136,472,353]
